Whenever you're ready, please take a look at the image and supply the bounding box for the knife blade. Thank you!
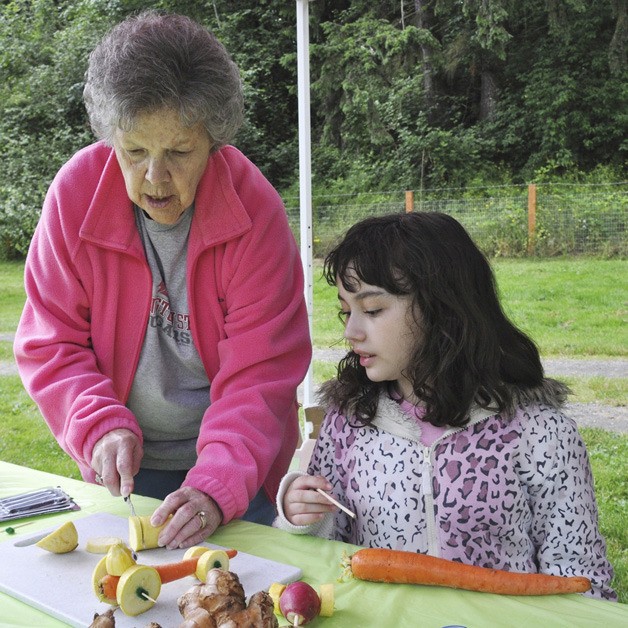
[13,531,50,547]
[124,494,137,518]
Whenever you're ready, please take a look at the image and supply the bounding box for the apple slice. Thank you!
[105,542,136,576]
[92,556,117,605]
[116,565,161,616]
[35,521,78,554]
[195,549,230,582]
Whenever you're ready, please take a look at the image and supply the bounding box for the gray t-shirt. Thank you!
[127,206,210,470]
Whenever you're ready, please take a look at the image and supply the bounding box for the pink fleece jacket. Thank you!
[14,142,312,523]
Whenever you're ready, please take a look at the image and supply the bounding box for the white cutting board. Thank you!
[0,513,302,627]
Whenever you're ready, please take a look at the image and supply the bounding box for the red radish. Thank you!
[279,581,321,626]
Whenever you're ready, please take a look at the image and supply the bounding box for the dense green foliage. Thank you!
[0,0,626,258]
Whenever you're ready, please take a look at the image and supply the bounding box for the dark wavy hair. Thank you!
[322,212,548,427]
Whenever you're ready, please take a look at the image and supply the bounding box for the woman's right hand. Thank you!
[283,474,337,526]
[91,428,143,497]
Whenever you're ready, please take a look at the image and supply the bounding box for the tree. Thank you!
[1,0,625,258]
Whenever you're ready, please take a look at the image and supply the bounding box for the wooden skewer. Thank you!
[140,592,158,603]
[2,522,32,535]
[316,489,356,519]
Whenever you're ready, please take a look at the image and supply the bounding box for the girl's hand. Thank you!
[91,428,143,497]
[150,486,222,550]
[283,474,337,526]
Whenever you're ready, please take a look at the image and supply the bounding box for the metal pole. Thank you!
[296,0,314,408]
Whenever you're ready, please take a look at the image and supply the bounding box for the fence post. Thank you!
[527,184,537,255]
[405,190,414,213]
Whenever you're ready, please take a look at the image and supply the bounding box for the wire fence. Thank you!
[284,182,627,258]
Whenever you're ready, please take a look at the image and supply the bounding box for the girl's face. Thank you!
[113,107,212,224]
[337,270,420,403]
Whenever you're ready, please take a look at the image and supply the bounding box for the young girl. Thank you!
[274,212,616,601]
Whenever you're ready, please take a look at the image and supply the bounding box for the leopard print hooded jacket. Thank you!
[274,380,616,601]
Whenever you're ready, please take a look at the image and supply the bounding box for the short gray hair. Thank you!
[83,11,244,147]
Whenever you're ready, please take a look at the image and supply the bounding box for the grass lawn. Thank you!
[584,428,628,603]
[0,260,25,331]
[312,258,628,357]
[494,259,627,356]
[0,376,81,480]
[3,258,628,356]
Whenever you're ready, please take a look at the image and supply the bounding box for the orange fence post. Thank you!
[405,190,414,213]
[527,184,537,255]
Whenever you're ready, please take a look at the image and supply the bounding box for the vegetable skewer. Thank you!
[342,548,591,596]
[97,549,238,599]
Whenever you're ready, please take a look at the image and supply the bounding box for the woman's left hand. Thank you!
[149,486,222,550]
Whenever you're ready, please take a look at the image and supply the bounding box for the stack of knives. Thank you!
[0,487,79,522]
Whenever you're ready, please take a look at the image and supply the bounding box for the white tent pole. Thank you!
[296,0,315,411]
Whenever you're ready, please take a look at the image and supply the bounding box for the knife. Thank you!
[13,531,51,547]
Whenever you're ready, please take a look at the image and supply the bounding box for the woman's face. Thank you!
[113,108,212,224]
[338,269,421,403]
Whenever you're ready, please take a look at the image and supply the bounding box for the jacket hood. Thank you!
[317,376,571,424]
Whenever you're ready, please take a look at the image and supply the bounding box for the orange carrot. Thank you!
[343,548,591,596]
[156,548,237,583]
[100,573,119,600]
[155,557,199,583]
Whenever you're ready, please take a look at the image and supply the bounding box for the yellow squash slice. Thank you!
[117,564,161,616]
[35,521,78,554]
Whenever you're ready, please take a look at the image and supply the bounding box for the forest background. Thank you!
[0,0,626,260]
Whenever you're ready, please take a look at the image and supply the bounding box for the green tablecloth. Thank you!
[0,461,626,627]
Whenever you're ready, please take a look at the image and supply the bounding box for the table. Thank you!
[0,461,626,628]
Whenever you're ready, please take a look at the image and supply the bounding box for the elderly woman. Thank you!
[14,11,311,549]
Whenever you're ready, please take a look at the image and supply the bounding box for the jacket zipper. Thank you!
[421,445,439,556]
[421,415,491,557]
